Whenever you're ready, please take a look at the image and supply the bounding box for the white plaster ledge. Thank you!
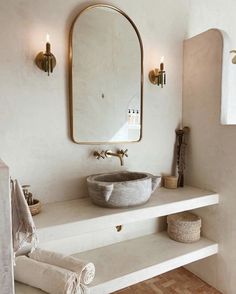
[33,186,219,243]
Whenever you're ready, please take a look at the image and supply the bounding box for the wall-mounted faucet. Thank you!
[105,149,128,166]
[93,149,128,166]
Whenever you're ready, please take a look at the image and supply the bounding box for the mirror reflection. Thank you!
[70,5,143,144]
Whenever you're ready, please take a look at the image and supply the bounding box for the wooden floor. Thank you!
[114,267,221,294]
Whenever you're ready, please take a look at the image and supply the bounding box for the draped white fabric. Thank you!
[11,180,38,255]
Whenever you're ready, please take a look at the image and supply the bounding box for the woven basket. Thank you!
[29,199,41,216]
[164,176,178,189]
[167,212,201,243]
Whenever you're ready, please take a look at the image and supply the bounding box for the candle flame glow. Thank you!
[160,56,164,63]
[46,34,50,43]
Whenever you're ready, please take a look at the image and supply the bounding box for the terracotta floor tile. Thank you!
[113,267,222,294]
[162,280,176,288]
[145,281,164,293]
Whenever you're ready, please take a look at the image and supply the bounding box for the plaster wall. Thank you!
[187,0,236,124]
[187,0,236,45]
[183,28,236,294]
[184,2,236,292]
[0,0,189,204]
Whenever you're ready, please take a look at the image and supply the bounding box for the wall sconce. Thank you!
[230,50,236,64]
[149,56,166,88]
[35,34,56,76]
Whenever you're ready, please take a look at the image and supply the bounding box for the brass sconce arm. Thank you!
[35,36,56,76]
[230,50,236,64]
[149,58,166,88]
[149,68,166,88]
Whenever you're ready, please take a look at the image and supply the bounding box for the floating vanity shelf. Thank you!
[15,232,218,294]
[77,232,218,294]
[33,186,219,243]
[15,186,219,294]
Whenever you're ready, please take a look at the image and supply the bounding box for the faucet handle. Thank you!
[94,151,105,160]
[124,149,128,157]
[120,149,128,157]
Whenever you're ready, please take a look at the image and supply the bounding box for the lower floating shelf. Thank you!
[15,232,218,294]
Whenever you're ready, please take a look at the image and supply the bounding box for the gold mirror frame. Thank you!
[69,4,144,145]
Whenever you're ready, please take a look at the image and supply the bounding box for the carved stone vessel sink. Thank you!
[87,171,161,208]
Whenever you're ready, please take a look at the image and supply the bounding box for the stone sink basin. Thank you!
[87,171,161,208]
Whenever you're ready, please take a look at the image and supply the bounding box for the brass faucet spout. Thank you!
[94,149,128,166]
[117,154,124,166]
[105,149,128,166]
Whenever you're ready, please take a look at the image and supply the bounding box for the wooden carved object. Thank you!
[175,127,190,187]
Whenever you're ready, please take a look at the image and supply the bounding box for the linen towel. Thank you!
[11,180,38,255]
[14,256,77,294]
[29,249,95,291]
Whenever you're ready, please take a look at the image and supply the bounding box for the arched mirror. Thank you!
[70,4,143,144]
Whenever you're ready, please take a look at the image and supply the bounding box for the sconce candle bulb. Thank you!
[149,56,166,88]
[35,34,56,76]
[160,56,164,70]
[46,42,51,54]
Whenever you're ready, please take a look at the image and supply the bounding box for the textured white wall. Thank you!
[0,0,188,204]
[187,0,236,124]
[183,28,236,294]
